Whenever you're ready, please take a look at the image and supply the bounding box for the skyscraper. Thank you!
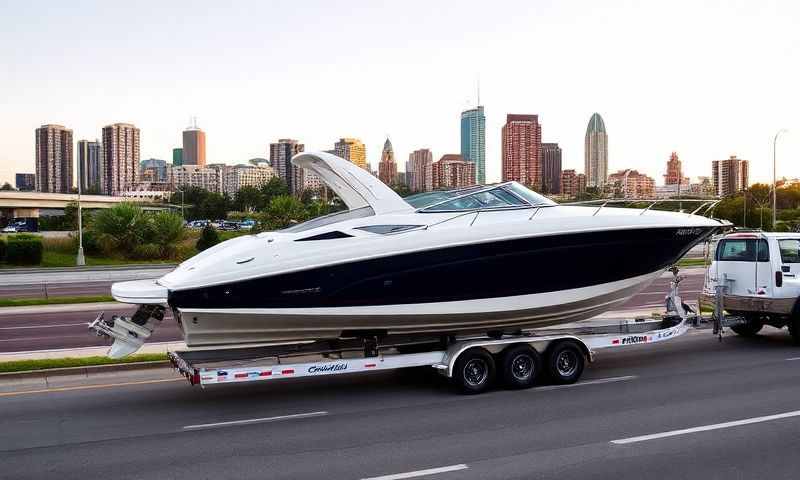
[584,113,608,188]
[431,154,475,190]
[35,124,73,193]
[101,123,140,195]
[664,152,689,186]
[541,143,562,194]
[77,139,102,193]
[460,106,486,184]
[15,173,35,191]
[172,147,184,167]
[182,121,206,166]
[501,114,542,190]
[140,158,169,183]
[334,138,367,170]
[712,155,749,196]
[377,138,397,186]
[561,169,587,198]
[269,139,305,194]
[407,148,433,192]
[608,169,656,198]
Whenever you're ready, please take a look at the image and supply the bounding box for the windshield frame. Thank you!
[416,182,555,213]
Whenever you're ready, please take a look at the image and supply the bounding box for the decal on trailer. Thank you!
[308,363,348,374]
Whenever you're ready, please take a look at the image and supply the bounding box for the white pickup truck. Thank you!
[701,231,800,341]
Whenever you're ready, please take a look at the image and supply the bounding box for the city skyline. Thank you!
[1,1,799,186]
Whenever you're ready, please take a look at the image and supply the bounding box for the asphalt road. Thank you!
[0,269,706,353]
[2,327,800,479]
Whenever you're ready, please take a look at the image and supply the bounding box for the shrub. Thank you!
[132,243,163,260]
[89,203,185,259]
[0,237,6,261]
[196,224,220,252]
[44,235,76,254]
[6,235,43,265]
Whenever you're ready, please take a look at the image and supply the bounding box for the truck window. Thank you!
[716,239,769,262]
[779,239,800,263]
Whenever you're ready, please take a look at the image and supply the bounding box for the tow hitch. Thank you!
[89,304,166,358]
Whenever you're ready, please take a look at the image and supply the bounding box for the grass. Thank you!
[0,295,114,308]
[0,353,168,374]
[33,251,177,268]
[676,257,707,267]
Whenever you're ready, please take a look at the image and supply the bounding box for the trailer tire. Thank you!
[546,341,585,385]
[500,344,541,389]
[452,348,496,394]
[730,315,764,337]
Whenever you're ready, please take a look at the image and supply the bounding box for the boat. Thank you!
[92,151,724,358]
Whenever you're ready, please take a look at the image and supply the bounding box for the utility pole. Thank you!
[773,129,788,230]
[76,158,85,266]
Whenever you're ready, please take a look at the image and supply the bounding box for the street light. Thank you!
[76,159,85,266]
[773,129,788,230]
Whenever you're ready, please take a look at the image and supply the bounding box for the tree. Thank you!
[391,184,411,197]
[63,201,79,230]
[0,182,14,191]
[90,203,185,259]
[196,224,221,252]
[260,177,289,205]
[234,186,265,212]
[259,195,308,230]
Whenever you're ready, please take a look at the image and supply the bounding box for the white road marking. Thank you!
[785,357,800,361]
[536,375,636,391]
[361,464,469,480]
[611,410,800,445]
[0,322,88,330]
[183,411,328,430]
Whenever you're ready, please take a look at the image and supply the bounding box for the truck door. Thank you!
[715,238,771,296]
[776,238,800,300]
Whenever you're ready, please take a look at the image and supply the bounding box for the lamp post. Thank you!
[773,129,788,230]
[76,159,85,266]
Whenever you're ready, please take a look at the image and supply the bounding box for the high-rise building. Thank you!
[182,121,206,166]
[407,148,433,192]
[101,123,140,195]
[712,155,749,197]
[172,148,184,167]
[561,169,587,198]
[222,164,276,195]
[541,143,562,194]
[584,113,608,188]
[77,139,102,193]
[334,138,367,170]
[140,158,169,183]
[269,138,305,194]
[664,152,689,186]
[608,169,656,198]
[377,138,397,186]
[15,173,35,191]
[431,154,476,190]
[501,114,542,190]
[461,105,486,184]
[171,165,222,194]
[35,124,73,193]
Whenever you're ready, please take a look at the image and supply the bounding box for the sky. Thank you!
[1,0,799,186]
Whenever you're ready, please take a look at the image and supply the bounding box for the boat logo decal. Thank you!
[620,335,651,345]
[281,287,322,295]
[675,228,703,236]
[308,363,348,373]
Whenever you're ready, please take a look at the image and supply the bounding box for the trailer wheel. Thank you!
[731,315,764,337]
[452,348,496,394]
[546,341,585,385]
[500,345,541,389]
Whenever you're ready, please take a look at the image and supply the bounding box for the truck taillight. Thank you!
[776,271,783,288]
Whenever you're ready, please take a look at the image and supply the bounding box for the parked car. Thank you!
[218,221,241,231]
[239,219,255,230]
[701,231,800,340]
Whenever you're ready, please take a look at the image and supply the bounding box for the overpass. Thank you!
[0,191,170,219]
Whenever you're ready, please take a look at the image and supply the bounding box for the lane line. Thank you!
[786,357,800,361]
[361,464,469,480]
[183,411,328,430]
[536,375,636,391]
[0,378,182,397]
[611,410,800,445]
[0,322,89,330]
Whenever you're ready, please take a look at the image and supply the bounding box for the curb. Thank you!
[0,360,172,381]
[0,264,176,275]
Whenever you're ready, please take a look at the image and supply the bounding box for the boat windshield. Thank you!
[404,186,485,209]
[419,182,555,212]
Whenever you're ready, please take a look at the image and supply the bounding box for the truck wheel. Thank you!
[731,315,764,337]
[789,319,800,345]
[500,344,541,389]
[452,348,496,394]
[546,341,585,385]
